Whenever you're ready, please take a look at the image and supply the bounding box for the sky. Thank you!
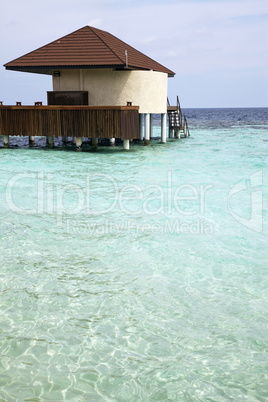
[0,0,268,108]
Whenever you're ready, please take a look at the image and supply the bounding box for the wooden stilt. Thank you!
[169,128,174,139]
[161,113,167,143]
[144,113,150,145]
[150,114,154,139]
[92,138,98,150]
[76,136,82,151]
[139,114,144,141]
[3,135,9,148]
[123,140,130,150]
[47,136,54,148]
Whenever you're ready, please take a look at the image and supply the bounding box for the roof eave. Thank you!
[4,64,125,75]
[5,64,175,77]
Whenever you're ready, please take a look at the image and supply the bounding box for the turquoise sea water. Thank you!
[0,108,267,401]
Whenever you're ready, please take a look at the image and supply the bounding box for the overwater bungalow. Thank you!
[1,26,189,150]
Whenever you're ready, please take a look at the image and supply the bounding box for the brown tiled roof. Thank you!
[4,26,175,76]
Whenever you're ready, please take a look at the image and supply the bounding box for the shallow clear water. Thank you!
[0,108,267,401]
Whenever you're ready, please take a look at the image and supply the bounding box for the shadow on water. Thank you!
[0,136,192,154]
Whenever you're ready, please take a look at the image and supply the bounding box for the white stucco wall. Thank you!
[52,69,168,114]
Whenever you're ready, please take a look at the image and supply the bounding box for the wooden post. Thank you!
[92,138,98,150]
[161,113,167,143]
[3,135,9,148]
[76,136,82,151]
[123,140,130,150]
[183,115,187,137]
[150,114,154,139]
[47,136,54,148]
[144,113,150,146]
[139,114,144,141]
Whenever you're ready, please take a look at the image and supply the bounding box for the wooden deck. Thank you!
[0,105,140,140]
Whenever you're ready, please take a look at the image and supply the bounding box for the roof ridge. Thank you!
[89,26,125,66]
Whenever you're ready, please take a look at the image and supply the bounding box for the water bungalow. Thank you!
[1,26,189,150]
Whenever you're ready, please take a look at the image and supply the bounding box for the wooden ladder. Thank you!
[167,96,190,137]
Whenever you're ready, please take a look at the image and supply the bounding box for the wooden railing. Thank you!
[0,104,140,140]
[184,114,190,136]
[167,96,190,137]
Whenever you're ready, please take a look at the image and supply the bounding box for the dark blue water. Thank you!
[183,107,268,130]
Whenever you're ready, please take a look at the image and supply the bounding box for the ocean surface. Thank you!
[0,108,267,401]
